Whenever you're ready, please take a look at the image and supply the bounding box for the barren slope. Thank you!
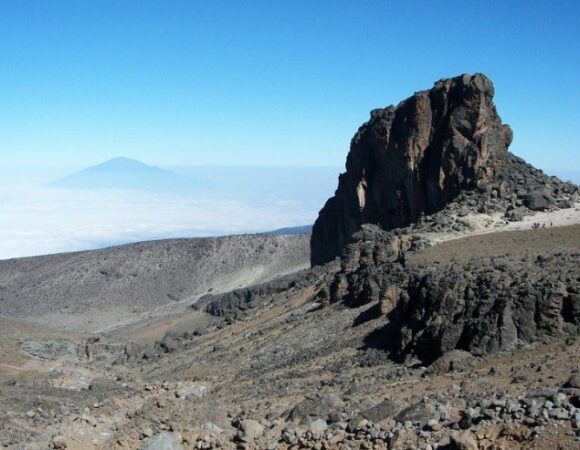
[0,233,310,332]
[1,224,579,449]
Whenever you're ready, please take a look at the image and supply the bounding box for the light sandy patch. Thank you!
[422,201,580,245]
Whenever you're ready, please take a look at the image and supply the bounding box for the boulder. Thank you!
[309,418,328,437]
[139,433,183,450]
[448,431,478,450]
[285,394,344,423]
[361,399,401,423]
[426,350,476,376]
[524,191,552,211]
[395,401,440,427]
[238,419,264,443]
[88,377,119,392]
[565,373,580,389]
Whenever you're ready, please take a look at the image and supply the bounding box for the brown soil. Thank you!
[409,223,580,266]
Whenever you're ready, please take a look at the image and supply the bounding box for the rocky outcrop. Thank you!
[378,251,580,363]
[311,74,578,267]
[312,73,513,266]
[320,225,580,364]
[309,73,580,364]
[195,268,327,321]
[314,225,426,306]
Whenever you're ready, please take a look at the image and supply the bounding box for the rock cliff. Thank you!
[310,73,579,362]
[312,73,514,266]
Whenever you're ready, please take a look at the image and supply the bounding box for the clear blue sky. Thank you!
[1,1,579,173]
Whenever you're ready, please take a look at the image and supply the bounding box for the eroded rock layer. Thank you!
[312,73,514,266]
[318,225,580,365]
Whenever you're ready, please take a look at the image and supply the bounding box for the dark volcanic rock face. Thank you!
[311,73,513,266]
[308,72,579,364]
[380,252,580,363]
[321,226,580,365]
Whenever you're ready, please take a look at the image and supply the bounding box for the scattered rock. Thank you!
[238,419,264,443]
[51,436,68,449]
[565,373,580,389]
[524,192,552,211]
[309,418,328,437]
[448,431,478,450]
[139,433,183,450]
[395,401,439,427]
[361,399,400,423]
[426,350,476,375]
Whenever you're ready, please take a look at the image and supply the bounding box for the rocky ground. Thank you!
[1,223,579,449]
[0,233,309,333]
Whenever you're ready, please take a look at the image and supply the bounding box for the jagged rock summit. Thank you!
[312,73,513,266]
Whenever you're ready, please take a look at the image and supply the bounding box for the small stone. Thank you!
[139,433,183,450]
[51,436,68,449]
[554,392,567,405]
[356,418,369,429]
[566,373,580,389]
[203,422,223,434]
[491,398,506,408]
[238,419,264,443]
[450,431,478,450]
[427,419,441,431]
[309,418,328,437]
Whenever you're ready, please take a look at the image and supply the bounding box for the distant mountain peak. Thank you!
[97,156,157,168]
[47,157,192,191]
[83,157,165,172]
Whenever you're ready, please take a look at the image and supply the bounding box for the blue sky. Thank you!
[0,0,579,174]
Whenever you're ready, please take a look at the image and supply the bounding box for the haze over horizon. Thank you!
[0,158,337,259]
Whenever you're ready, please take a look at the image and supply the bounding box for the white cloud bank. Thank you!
[0,186,316,259]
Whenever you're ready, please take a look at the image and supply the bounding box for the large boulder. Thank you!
[311,74,513,266]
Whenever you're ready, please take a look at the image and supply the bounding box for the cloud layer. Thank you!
[0,186,317,259]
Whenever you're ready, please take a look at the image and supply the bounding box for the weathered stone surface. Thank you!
[139,433,183,450]
[388,252,578,363]
[311,74,577,266]
[311,74,513,266]
[199,268,324,320]
[524,191,552,211]
[566,373,580,389]
[395,401,440,427]
[448,431,478,450]
[361,399,401,423]
[321,230,580,365]
[237,419,264,443]
[426,350,476,376]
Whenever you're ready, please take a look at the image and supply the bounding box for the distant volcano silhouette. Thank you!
[48,157,195,191]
